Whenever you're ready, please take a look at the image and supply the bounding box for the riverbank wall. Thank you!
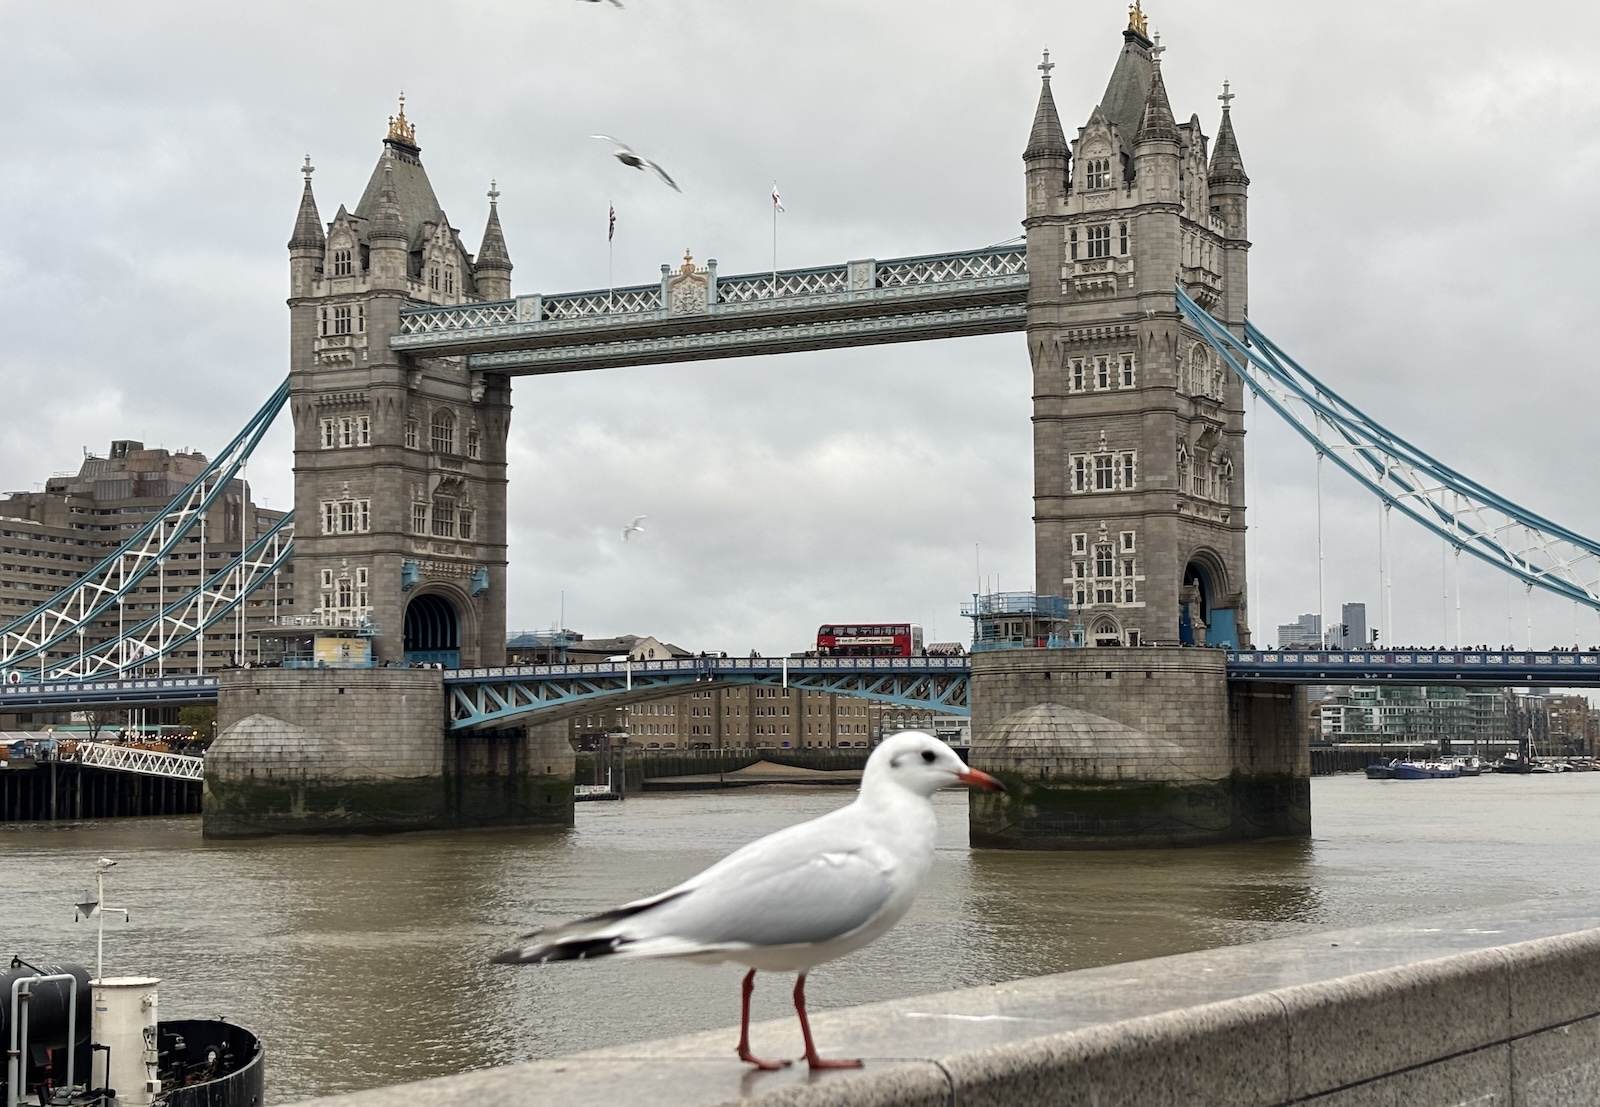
[281,897,1600,1107]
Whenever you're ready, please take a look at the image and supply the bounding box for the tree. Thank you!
[83,710,121,740]
[178,705,217,740]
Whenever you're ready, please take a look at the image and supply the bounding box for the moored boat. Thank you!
[1392,761,1461,780]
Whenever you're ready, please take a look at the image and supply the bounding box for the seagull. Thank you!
[590,136,680,192]
[493,732,1004,1070]
[621,515,646,541]
[577,0,624,6]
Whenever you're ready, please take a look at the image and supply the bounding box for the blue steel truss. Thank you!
[1177,288,1600,612]
[0,380,292,680]
[391,245,1028,373]
[1228,648,1600,686]
[444,656,972,730]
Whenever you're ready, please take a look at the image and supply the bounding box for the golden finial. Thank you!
[1127,1,1149,37]
[386,90,416,145]
[679,248,696,274]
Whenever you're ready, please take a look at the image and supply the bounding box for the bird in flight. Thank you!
[493,733,1004,1069]
[577,0,624,7]
[590,136,680,192]
[621,515,647,541]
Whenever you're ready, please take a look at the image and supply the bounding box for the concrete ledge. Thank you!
[284,898,1600,1107]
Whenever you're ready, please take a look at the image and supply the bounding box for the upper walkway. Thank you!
[389,245,1028,373]
[1227,647,1600,685]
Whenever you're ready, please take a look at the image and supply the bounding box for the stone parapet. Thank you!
[277,897,1600,1107]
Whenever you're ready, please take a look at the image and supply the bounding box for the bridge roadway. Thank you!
[8,650,1600,720]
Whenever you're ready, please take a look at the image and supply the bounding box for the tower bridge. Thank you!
[9,10,1600,842]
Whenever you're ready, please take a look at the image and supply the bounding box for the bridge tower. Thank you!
[1024,10,1251,649]
[969,10,1304,850]
[286,100,511,667]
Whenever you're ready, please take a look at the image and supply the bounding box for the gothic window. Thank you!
[359,500,370,531]
[431,496,456,537]
[336,575,353,609]
[404,420,419,449]
[1121,451,1136,488]
[320,501,336,534]
[411,503,428,534]
[1094,454,1114,490]
[320,419,337,449]
[339,501,355,533]
[320,499,370,534]
[1121,530,1136,551]
[1085,158,1111,190]
[1072,533,1087,554]
[339,418,355,447]
[1073,456,1087,492]
[1096,356,1110,388]
[1119,221,1129,254]
[1068,228,1078,261]
[429,266,441,291]
[333,249,352,277]
[444,268,455,294]
[430,410,455,454]
[357,306,365,333]
[1071,358,1085,391]
[333,306,352,335]
[1120,354,1135,388]
[466,427,481,459]
[458,508,474,541]
[318,309,327,337]
[358,415,370,446]
[355,566,369,609]
[1087,225,1112,259]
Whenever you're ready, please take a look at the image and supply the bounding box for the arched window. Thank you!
[430,409,455,454]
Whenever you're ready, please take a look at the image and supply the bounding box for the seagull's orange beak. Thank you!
[956,766,1005,792]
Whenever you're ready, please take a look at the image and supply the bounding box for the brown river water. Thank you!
[5,773,1600,1103]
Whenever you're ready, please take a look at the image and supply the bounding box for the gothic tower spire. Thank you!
[288,156,325,298]
[1135,51,1179,145]
[1023,49,1070,219]
[474,180,513,301]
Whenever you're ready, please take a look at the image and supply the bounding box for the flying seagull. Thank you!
[577,0,624,6]
[590,136,680,192]
[622,515,646,541]
[493,733,1004,1069]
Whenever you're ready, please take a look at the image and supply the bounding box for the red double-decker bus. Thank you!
[816,623,924,658]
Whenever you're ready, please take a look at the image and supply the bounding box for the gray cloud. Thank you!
[4,0,1600,654]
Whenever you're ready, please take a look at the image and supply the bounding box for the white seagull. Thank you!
[493,733,1004,1069]
[621,515,647,541]
[590,135,681,192]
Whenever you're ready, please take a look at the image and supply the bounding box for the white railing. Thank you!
[76,741,204,781]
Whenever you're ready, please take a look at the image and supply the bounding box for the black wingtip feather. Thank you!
[492,935,629,966]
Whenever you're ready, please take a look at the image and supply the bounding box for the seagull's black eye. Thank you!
[921,750,936,763]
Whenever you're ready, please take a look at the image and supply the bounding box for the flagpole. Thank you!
[771,180,778,295]
[607,199,614,314]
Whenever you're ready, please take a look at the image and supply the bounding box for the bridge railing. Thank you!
[445,655,971,683]
[75,741,204,781]
[394,244,1028,342]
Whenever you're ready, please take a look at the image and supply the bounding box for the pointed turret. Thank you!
[1024,50,1070,218]
[368,158,409,288]
[289,156,326,251]
[1208,83,1249,187]
[1135,58,1179,145]
[1209,81,1250,241]
[475,181,513,301]
[288,156,325,297]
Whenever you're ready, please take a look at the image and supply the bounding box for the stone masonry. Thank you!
[204,668,572,838]
[1024,12,1251,649]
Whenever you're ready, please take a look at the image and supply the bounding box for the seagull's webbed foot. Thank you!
[793,973,864,1070]
[736,1045,793,1072]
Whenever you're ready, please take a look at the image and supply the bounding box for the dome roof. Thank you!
[972,703,1202,783]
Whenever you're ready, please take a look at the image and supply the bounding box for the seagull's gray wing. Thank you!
[641,157,680,192]
[645,842,893,949]
[589,135,632,155]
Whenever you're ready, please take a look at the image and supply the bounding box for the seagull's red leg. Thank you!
[736,969,791,1070]
[793,973,864,1070]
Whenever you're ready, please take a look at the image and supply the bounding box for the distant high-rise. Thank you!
[1337,602,1368,649]
[1277,613,1321,649]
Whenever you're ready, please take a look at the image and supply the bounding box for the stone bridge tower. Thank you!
[1024,8,1251,649]
[286,100,512,667]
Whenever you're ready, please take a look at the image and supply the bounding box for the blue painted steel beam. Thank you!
[444,656,972,730]
[391,245,1028,373]
[1227,649,1600,686]
[0,675,220,710]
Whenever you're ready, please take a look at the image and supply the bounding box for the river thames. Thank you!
[6,772,1600,1103]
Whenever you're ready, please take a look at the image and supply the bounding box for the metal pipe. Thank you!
[8,972,81,1107]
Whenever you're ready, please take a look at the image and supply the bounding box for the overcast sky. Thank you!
[4,0,1600,655]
